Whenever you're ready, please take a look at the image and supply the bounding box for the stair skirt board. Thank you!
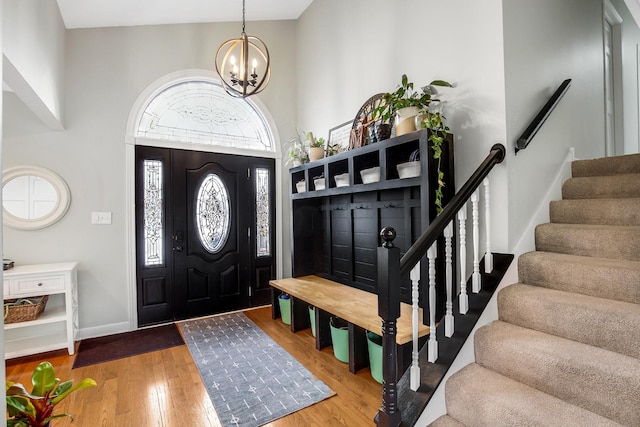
[431,153,640,427]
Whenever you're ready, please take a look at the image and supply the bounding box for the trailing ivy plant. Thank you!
[419,112,450,216]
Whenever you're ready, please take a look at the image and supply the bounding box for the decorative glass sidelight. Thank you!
[255,168,270,257]
[196,174,231,253]
[143,160,164,266]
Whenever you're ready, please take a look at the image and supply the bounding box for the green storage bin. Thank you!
[330,316,349,363]
[309,306,316,337]
[278,295,291,325]
[367,331,383,384]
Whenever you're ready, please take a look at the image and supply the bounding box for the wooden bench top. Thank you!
[270,275,430,345]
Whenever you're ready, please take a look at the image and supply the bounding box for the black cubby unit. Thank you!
[289,129,455,309]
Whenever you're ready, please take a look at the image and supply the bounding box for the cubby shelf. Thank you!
[289,129,455,305]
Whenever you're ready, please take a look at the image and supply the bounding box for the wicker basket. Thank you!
[4,295,48,324]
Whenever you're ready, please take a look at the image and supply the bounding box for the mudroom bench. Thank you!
[269,275,430,377]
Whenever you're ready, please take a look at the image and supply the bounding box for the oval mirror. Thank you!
[2,166,71,230]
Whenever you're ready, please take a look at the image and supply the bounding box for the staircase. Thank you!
[430,153,640,427]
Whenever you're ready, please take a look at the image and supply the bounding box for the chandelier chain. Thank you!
[242,0,246,34]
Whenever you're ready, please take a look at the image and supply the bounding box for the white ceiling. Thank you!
[56,0,314,29]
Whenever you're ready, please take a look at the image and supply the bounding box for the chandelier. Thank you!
[215,0,271,98]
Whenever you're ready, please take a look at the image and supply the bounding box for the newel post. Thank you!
[375,227,402,427]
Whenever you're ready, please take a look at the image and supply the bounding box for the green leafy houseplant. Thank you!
[372,74,452,125]
[418,111,450,215]
[309,135,325,148]
[6,361,97,427]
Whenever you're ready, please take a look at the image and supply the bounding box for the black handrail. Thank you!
[515,79,571,154]
[399,144,506,278]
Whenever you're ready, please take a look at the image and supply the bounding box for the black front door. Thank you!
[135,146,275,326]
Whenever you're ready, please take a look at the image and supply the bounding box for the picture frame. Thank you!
[327,121,352,154]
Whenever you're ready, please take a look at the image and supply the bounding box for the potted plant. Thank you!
[373,74,452,139]
[307,133,325,162]
[6,361,97,427]
[285,132,309,167]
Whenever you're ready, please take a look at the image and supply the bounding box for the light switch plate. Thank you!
[91,211,112,225]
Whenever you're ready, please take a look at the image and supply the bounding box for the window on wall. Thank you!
[136,80,273,151]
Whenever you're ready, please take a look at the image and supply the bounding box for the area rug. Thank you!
[179,312,334,427]
[72,323,184,369]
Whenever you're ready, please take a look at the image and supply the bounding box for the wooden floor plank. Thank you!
[5,306,381,426]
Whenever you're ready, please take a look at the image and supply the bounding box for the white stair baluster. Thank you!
[427,242,438,363]
[458,205,468,314]
[410,262,421,391]
[483,177,493,273]
[444,222,454,338]
[471,189,481,293]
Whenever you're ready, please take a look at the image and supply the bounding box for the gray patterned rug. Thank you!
[179,312,334,427]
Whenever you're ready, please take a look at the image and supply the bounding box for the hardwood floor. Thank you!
[5,306,382,426]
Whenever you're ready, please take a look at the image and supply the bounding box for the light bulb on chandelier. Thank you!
[215,0,271,98]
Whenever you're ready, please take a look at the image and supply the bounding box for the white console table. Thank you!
[3,262,78,358]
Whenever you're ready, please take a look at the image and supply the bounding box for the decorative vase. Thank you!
[375,123,392,142]
[291,158,303,167]
[395,106,420,136]
[309,147,325,162]
[367,125,378,144]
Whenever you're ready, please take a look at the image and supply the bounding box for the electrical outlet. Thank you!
[91,211,112,225]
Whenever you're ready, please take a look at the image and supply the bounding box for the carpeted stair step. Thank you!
[572,153,640,177]
[439,363,621,427]
[498,284,640,359]
[428,414,466,427]
[518,251,640,304]
[474,321,640,426]
[550,198,640,226]
[535,223,640,261]
[562,173,640,199]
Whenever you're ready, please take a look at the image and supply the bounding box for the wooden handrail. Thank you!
[515,79,571,154]
[399,144,506,278]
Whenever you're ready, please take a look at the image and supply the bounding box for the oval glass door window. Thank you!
[196,174,231,253]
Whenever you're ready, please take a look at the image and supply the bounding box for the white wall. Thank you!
[2,20,298,337]
[503,0,607,251]
[0,0,6,418]
[3,0,65,129]
[296,0,510,252]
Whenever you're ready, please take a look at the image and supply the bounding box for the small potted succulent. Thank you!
[6,361,97,427]
[307,133,325,162]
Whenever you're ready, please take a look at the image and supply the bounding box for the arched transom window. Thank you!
[136,80,273,151]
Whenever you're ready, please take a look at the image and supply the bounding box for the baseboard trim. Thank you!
[77,321,131,340]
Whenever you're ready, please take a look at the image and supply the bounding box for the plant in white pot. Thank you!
[307,133,325,162]
[284,132,309,168]
[373,74,452,138]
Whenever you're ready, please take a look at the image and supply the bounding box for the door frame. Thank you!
[603,0,624,156]
[125,69,283,330]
